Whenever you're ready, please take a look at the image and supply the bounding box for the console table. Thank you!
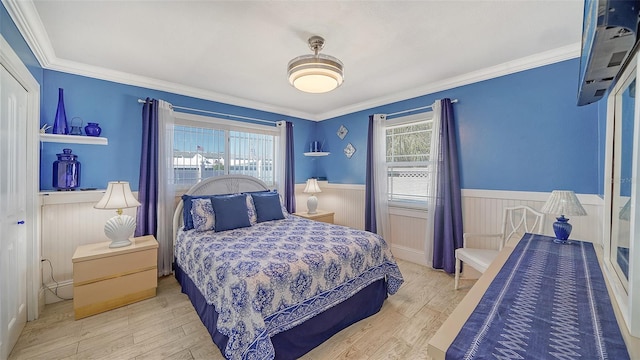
[428,233,629,359]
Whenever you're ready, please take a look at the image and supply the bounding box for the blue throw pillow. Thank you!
[182,194,215,230]
[210,194,252,232]
[251,192,285,223]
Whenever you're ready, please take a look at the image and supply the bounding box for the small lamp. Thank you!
[304,178,322,214]
[540,190,587,244]
[94,181,141,248]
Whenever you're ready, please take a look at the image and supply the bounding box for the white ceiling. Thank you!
[6,0,584,121]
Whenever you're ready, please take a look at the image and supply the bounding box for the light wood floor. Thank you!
[8,260,476,360]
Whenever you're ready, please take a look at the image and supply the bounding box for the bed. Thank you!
[172,175,404,360]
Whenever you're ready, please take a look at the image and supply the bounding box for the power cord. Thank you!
[41,258,72,301]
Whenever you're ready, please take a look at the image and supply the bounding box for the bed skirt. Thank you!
[174,262,388,359]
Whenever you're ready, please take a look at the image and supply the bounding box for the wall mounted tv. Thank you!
[578,0,640,106]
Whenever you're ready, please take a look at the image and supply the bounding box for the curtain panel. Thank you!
[365,114,390,240]
[136,98,175,276]
[277,121,296,213]
[431,98,463,274]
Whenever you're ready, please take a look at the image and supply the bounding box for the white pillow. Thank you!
[190,198,215,232]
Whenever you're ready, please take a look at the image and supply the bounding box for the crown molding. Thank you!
[44,57,314,120]
[2,0,56,67]
[4,0,580,122]
[314,43,581,121]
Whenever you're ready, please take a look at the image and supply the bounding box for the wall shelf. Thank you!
[40,133,108,145]
[303,152,330,157]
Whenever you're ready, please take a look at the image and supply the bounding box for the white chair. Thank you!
[454,205,545,290]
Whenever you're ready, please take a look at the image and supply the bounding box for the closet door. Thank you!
[0,63,28,359]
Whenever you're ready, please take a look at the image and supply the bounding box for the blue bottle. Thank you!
[52,88,68,135]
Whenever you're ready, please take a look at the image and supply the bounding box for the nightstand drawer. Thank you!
[310,213,333,223]
[74,268,157,319]
[73,248,156,285]
[293,210,335,224]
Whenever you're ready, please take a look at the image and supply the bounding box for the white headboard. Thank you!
[172,175,270,244]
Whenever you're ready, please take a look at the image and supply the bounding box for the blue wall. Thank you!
[3,1,605,195]
[39,70,316,191]
[316,59,602,195]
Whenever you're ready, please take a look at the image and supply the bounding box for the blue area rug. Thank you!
[446,233,629,360]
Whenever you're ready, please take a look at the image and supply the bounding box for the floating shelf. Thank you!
[303,152,330,157]
[40,133,108,145]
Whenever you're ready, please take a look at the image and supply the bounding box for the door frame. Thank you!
[0,34,41,320]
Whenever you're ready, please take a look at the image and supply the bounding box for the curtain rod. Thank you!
[137,99,278,125]
[387,99,458,117]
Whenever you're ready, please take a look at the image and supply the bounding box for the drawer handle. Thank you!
[17,220,25,225]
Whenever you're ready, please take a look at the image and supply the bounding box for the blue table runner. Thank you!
[446,233,629,360]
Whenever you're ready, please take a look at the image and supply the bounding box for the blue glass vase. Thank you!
[84,122,101,137]
[52,88,68,135]
[53,148,80,190]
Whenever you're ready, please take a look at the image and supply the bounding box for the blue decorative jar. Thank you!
[52,88,68,134]
[53,149,80,190]
[552,215,573,244]
[84,122,101,137]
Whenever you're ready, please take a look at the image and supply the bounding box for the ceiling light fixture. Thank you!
[287,36,344,93]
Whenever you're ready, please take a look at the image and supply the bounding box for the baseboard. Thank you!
[43,279,73,304]
[392,244,429,267]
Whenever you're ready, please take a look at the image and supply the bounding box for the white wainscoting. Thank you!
[40,191,137,304]
[295,182,365,229]
[40,184,604,303]
[295,184,604,267]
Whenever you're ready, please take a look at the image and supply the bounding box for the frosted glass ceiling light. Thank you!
[288,36,344,93]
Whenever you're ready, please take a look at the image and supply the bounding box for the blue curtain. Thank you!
[432,98,463,273]
[135,98,158,238]
[365,115,377,233]
[284,121,296,213]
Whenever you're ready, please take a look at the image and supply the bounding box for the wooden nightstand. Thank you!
[72,235,158,319]
[293,209,335,224]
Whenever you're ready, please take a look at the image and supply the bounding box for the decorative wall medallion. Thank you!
[344,143,356,158]
[337,125,348,139]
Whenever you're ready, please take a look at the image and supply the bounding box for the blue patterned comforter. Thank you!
[175,215,404,360]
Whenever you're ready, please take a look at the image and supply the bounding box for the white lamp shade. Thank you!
[540,190,587,216]
[95,181,141,210]
[304,178,322,194]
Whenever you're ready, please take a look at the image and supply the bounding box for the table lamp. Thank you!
[94,181,141,248]
[304,178,322,214]
[540,190,587,244]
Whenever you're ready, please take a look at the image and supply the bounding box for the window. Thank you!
[386,112,435,206]
[172,113,278,190]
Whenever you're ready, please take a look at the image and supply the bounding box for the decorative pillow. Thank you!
[242,190,271,224]
[182,194,215,230]
[247,195,257,225]
[190,198,215,232]
[251,192,285,223]
[210,194,252,232]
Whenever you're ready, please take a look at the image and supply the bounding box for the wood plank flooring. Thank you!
[8,260,476,360]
